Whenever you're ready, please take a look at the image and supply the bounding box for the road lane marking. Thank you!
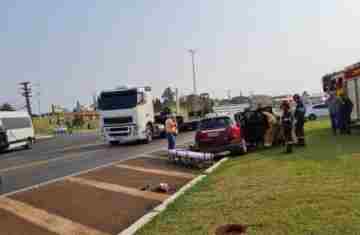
[0,197,109,235]
[1,136,194,198]
[0,142,105,165]
[0,149,105,174]
[67,177,169,202]
[115,164,195,179]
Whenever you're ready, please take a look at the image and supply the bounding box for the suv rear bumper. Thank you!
[196,141,245,154]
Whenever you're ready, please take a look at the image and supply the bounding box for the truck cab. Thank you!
[98,86,161,145]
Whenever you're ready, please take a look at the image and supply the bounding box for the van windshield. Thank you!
[1,117,32,130]
[98,89,138,110]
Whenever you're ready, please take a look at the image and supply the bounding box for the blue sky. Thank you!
[2,0,360,112]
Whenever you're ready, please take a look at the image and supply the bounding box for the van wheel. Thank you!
[25,138,33,149]
[145,125,153,144]
[308,114,317,121]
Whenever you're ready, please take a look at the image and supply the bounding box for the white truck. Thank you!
[97,86,165,145]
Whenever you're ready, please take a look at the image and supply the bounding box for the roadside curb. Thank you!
[35,135,54,141]
[118,157,229,235]
[204,157,228,174]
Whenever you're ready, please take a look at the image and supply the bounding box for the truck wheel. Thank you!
[109,141,119,146]
[25,138,33,149]
[145,125,153,144]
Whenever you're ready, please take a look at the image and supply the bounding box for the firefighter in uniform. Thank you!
[293,94,306,146]
[281,101,294,153]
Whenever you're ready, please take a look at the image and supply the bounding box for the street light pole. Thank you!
[188,49,197,95]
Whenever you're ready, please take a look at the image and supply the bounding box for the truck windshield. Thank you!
[98,90,138,110]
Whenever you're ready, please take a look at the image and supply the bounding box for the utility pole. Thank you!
[188,49,197,95]
[19,82,32,116]
[175,88,180,114]
[227,89,232,100]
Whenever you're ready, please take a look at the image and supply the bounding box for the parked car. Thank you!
[54,126,68,135]
[194,114,247,155]
[306,103,329,121]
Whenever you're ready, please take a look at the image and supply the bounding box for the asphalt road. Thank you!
[0,132,194,195]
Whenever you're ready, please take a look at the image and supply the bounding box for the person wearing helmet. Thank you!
[280,100,294,153]
[293,94,306,146]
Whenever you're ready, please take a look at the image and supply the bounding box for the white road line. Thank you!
[67,177,169,201]
[115,164,195,179]
[0,197,109,235]
[0,149,104,174]
[0,142,105,166]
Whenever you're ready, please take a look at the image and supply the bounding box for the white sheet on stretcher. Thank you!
[168,149,214,161]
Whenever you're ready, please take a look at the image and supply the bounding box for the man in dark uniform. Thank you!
[340,94,353,134]
[281,101,294,153]
[293,94,306,146]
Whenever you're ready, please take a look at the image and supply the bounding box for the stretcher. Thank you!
[168,149,215,168]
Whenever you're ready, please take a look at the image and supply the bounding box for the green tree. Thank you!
[153,98,162,113]
[0,103,15,111]
[72,116,84,128]
[161,87,175,107]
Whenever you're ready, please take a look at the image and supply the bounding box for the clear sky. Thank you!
[2,0,360,112]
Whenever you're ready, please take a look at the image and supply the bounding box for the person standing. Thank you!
[281,101,294,153]
[165,114,177,150]
[340,94,353,134]
[293,94,306,146]
[327,92,339,135]
[262,106,277,148]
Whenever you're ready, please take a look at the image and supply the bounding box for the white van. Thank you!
[0,111,35,151]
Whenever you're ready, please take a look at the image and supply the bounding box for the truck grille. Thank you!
[103,117,133,125]
[109,133,129,137]
[110,127,129,132]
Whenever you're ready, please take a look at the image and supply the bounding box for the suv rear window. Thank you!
[313,104,328,109]
[200,117,232,130]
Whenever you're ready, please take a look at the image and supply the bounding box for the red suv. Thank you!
[195,115,247,155]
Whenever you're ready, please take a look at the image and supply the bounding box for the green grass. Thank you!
[32,117,99,135]
[137,120,360,235]
[32,117,56,135]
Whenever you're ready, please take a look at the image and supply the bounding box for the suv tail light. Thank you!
[227,125,241,141]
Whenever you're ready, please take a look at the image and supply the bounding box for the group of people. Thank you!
[280,94,306,154]
[239,94,306,154]
[327,92,353,135]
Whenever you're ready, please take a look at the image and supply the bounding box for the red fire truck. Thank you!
[322,62,360,124]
